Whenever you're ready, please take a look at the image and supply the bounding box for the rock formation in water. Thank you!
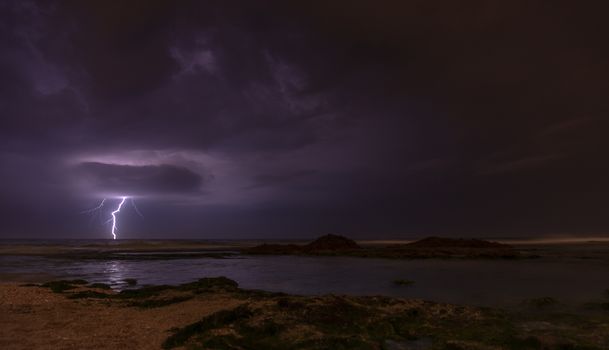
[243,235,519,259]
[244,234,360,255]
[388,236,518,259]
[303,234,361,252]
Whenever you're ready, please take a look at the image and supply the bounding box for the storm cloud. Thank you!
[1,1,608,238]
[76,162,204,196]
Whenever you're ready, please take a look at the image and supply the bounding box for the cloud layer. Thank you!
[76,162,203,197]
[1,1,608,238]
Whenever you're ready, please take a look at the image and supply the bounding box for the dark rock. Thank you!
[88,283,112,290]
[304,234,361,252]
[40,279,89,293]
[243,243,302,255]
[123,278,138,286]
[406,237,511,249]
[243,235,518,259]
[388,237,520,259]
[243,234,360,255]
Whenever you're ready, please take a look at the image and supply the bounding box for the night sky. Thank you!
[1,1,608,239]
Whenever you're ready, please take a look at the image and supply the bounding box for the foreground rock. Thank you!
[2,278,607,350]
[244,235,519,259]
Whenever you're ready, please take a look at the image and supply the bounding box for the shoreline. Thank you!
[0,281,243,350]
[1,278,608,349]
[2,238,609,263]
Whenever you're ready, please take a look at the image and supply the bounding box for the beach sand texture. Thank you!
[0,283,243,350]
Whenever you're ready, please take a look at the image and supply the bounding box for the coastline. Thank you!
[2,278,608,349]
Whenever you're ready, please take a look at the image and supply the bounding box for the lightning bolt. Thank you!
[82,196,142,239]
[111,197,127,240]
[131,198,144,218]
[81,198,106,214]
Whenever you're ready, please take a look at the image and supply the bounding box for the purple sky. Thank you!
[1,1,609,239]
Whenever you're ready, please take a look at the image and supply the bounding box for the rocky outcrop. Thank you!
[243,235,519,259]
[386,237,518,259]
[243,244,302,255]
[303,234,361,252]
[405,237,510,249]
[244,234,361,255]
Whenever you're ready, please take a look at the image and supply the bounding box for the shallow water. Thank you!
[1,251,608,307]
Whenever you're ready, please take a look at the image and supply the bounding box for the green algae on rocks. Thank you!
[38,277,609,349]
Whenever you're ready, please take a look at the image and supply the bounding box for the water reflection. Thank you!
[103,260,125,286]
[1,254,608,307]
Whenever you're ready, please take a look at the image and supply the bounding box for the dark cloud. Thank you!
[1,0,609,238]
[76,162,204,196]
[477,154,565,176]
[246,170,316,190]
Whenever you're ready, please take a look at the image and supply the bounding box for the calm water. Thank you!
[2,253,608,307]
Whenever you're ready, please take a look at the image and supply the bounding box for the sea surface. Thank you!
[1,239,609,308]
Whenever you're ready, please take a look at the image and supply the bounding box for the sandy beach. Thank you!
[0,283,243,350]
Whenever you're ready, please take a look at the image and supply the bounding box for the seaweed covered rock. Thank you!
[40,279,88,293]
[39,277,240,309]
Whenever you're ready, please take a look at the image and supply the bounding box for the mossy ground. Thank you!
[37,276,239,308]
[162,292,609,350]
[38,278,609,350]
[40,279,88,293]
[88,282,112,290]
[162,293,609,350]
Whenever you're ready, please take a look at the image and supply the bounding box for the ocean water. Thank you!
[2,244,609,307]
